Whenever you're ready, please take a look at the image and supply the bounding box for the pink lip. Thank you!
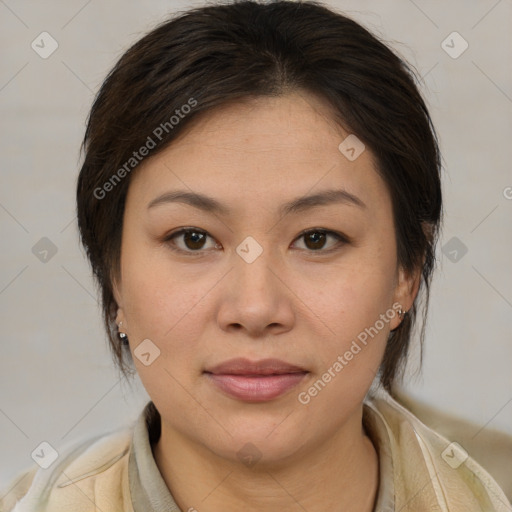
[204,358,308,402]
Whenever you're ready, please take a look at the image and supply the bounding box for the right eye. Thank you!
[164,228,221,254]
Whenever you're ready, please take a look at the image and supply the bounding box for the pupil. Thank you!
[185,231,205,249]
[307,232,325,250]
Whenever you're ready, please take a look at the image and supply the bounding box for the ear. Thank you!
[389,264,422,330]
[112,276,123,307]
[112,277,128,332]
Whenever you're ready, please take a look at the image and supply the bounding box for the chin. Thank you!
[216,434,309,470]
[197,410,312,468]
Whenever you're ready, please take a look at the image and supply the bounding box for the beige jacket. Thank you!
[1,389,510,512]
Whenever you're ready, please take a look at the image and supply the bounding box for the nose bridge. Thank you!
[215,231,296,336]
[234,234,276,293]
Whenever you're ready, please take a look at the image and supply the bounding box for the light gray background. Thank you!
[1,0,511,488]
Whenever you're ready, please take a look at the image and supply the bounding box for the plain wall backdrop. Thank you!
[1,0,511,488]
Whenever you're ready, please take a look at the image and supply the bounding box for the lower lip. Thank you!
[206,372,308,402]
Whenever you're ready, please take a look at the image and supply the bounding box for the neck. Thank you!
[153,406,379,512]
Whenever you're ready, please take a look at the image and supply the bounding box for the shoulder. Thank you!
[0,426,133,512]
[364,389,512,511]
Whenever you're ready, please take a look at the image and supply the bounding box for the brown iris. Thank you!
[303,231,327,250]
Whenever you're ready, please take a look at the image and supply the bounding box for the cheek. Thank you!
[304,254,396,340]
[295,267,395,415]
[123,271,208,344]
[118,237,205,344]
[297,244,397,385]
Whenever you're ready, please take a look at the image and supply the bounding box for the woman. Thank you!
[1,1,510,511]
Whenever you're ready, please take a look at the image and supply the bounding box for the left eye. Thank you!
[164,228,347,254]
[292,229,347,252]
[165,228,219,252]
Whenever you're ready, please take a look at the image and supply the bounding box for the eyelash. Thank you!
[163,227,349,256]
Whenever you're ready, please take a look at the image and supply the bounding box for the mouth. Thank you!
[204,358,309,402]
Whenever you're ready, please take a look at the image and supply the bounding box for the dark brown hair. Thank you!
[77,0,442,392]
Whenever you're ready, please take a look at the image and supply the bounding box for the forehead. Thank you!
[129,91,390,215]
[155,91,351,163]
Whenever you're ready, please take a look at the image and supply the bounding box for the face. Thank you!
[114,91,419,465]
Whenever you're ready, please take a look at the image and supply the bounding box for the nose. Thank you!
[216,242,295,337]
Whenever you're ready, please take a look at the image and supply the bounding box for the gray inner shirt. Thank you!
[128,401,394,511]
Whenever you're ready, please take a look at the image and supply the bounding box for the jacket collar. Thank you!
[128,399,393,511]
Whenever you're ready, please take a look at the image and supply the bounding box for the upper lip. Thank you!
[205,358,308,376]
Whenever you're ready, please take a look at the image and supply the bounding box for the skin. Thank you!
[114,90,421,512]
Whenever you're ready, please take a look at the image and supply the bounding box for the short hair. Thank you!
[77,0,442,393]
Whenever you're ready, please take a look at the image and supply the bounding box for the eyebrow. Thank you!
[147,188,366,216]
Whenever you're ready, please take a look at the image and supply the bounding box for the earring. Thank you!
[118,321,129,344]
[398,308,408,320]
